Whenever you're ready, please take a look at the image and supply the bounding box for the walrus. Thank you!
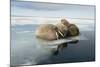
[35,19,79,41]
[67,24,79,36]
[35,24,61,41]
[56,19,79,37]
[56,19,70,37]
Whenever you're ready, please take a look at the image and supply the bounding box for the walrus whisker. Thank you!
[58,30,64,37]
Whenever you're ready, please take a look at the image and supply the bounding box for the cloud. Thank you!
[11,0,95,11]
[11,1,66,11]
[11,1,95,19]
[11,16,60,25]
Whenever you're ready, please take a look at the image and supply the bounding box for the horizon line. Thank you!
[11,15,95,20]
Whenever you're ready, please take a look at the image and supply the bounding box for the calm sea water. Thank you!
[11,19,95,66]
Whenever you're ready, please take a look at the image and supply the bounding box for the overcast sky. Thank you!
[11,1,95,19]
[11,0,95,25]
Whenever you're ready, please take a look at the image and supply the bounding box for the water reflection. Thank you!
[36,37,79,56]
[54,40,79,55]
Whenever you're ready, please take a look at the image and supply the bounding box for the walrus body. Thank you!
[35,19,79,41]
[35,24,59,41]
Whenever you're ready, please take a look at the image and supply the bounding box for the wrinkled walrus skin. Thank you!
[35,19,80,41]
[67,24,79,36]
[35,24,59,41]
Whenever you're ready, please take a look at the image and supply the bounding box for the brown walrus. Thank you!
[56,19,70,37]
[67,24,79,36]
[57,19,79,37]
[35,19,79,41]
[35,24,59,41]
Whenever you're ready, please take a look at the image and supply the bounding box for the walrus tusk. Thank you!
[58,30,64,37]
[56,32,59,40]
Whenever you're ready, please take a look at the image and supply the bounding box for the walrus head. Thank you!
[56,19,80,37]
[61,19,70,27]
[56,19,70,38]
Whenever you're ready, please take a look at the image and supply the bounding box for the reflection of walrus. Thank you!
[54,40,79,55]
[35,19,79,41]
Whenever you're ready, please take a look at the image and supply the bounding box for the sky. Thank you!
[11,1,95,18]
[11,0,95,25]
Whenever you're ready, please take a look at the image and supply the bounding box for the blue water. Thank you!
[11,19,95,66]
